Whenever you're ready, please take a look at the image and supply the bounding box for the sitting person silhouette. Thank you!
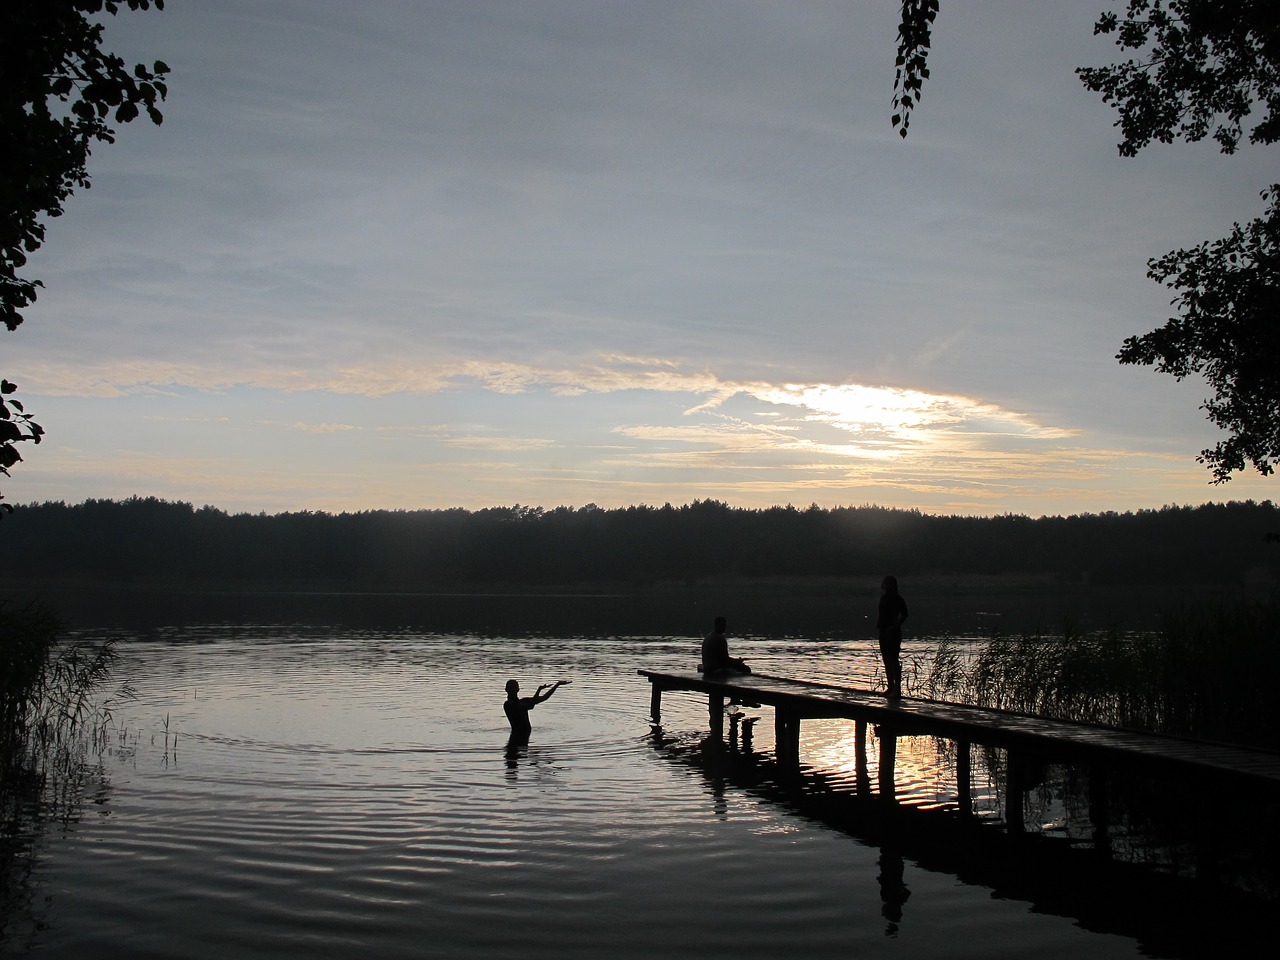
[504,678,570,739]
[700,616,751,675]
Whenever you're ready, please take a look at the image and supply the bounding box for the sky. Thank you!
[5,0,1278,517]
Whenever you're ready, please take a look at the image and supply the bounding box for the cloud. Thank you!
[16,350,1075,470]
[267,421,358,434]
[16,351,1050,422]
[441,435,559,451]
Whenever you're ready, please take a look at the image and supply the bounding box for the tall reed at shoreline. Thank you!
[1,604,123,769]
[923,597,1280,748]
[2,603,128,942]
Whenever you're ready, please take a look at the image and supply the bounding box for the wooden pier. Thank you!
[639,669,1280,834]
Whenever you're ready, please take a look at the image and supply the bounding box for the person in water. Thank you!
[876,575,908,698]
[700,616,751,675]
[504,678,570,738]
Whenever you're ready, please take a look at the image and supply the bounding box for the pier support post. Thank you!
[775,708,801,770]
[956,741,972,816]
[709,694,725,741]
[650,684,662,723]
[855,720,870,796]
[878,730,898,804]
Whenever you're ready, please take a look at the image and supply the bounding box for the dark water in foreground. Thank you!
[2,589,1277,958]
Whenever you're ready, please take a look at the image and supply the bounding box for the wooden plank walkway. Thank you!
[638,669,1280,791]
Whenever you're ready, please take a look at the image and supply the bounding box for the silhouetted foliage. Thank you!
[896,1,1280,153]
[1077,0,1280,157]
[1120,186,1280,480]
[927,601,1280,747]
[0,496,1275,591]
[0,382,42,510]
[891,0,939,139]
[895,1,1280,484]
[0,0,169,508]
[1082,2,1280,482]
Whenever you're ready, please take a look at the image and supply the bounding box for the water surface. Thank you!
[3,626,1271,958]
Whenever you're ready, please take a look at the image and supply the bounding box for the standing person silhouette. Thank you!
[877,576,908,698]
[504,678,569,741]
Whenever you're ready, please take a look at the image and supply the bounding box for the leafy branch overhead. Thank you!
[1077,0,1280,156]
[0,380,44,488]
[891,0,939,139]
[1120,185,1280,481]
[892,0,1280,156]
[0,0,169,509]
[1081,0,1280,482]
[894,0,1280,483]
[1,0,170,332]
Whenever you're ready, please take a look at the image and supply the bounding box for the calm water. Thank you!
[2,616,1273,958]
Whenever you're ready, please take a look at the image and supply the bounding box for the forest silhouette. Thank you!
[1,497,1276,592]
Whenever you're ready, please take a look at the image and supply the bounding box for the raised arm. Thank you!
[532,680,571,704]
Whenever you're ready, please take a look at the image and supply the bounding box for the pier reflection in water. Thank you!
[653,705,1279,958]
[646,666,1280,892]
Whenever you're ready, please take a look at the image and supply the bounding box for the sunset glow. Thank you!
[6,1,1275,516]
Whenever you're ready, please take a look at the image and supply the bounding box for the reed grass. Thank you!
[1,602,130,825]
[922,597,1280,748]
[2,604,127,770]
[2,605,130,949]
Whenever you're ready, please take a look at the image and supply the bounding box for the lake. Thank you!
[2,590,1275,958]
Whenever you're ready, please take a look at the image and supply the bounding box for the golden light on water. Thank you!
[793,718,998,813]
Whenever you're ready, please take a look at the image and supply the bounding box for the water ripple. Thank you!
[9,634,1263,960]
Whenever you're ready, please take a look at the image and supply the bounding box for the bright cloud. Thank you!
[755,383,1074,439]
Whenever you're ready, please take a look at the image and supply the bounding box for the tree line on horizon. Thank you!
[1,497,1277,591]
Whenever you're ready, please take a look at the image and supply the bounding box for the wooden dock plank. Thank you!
[639,669,1280,789]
